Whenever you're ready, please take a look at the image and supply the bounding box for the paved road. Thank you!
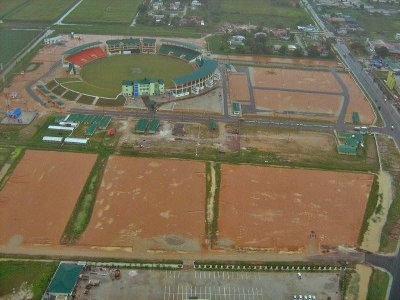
[302,1,400,298]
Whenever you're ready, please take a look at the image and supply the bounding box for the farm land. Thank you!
[0,150,97,245]
[217,164,373,251]
[0,29,42,66]
[64,0,142,24]
[2,0,76,22]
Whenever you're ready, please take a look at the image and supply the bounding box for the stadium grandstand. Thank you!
[159,39,202,62]
[105,38,156,55]
[62,42,105,73]
[171,59,219,97]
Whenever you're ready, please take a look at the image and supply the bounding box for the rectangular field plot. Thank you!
[0,29,41,65]
[217,165,373,251]
[0,150,97,245]
[339,73,376,125]
[4,0,76,22]
[77,269,340,300]
[253,89,343,121]
[252,68,342,93]
[78,157,205,252]
[64,0,141,24]
[228,72,251,103]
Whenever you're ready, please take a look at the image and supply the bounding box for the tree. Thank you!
[375,46,389,58]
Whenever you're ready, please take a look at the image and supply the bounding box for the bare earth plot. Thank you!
[216,55,338,68]
[227,72,251,103]
[78,156,206,253]
[338,73,376,125]
[253,89,342,121]
[252,68,342,93]
[217,165,373,252]
[0,150,97,245]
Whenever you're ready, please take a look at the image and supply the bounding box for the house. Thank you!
[152,1,163,10]
[191,0,202,6]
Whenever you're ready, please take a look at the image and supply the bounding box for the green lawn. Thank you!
[64,0,142,24]
[192,0,311,28]
[76,54,193,96]
[366,268,389,300]
[0,260,58,299]
[0,29,42,65]
[4,0,76,22]
[0,147,12,168]
[0,0,28,19]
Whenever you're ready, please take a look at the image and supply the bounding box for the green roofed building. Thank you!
[172,59,219,97]
[43,262,84,299]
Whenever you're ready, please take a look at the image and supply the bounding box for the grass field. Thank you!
[0,29,42,65]
[192,0,311,28]
[76,54,193,96]
[366,268,389,300]
[0,260,58,299]
[64,0,141,24]
[0,0,28,19]
[4,0,76,22]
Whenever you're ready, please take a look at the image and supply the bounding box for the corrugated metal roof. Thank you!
[46,263,83,295]
[64,138,88,144]
[172,60,218,86]
[106,38,141,46]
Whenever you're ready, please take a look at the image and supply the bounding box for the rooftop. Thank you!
[172,60,218,86]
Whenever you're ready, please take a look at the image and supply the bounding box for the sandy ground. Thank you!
[338,73,376,125]
[0,150,97,245]
[252,89,342,121]
[218,165,373,251]
[346,264,372,300]
[215,55,338,68]
[362,170,393,252]
[227,72,251,103]
[252,68,342,93]
[77,156,206,253]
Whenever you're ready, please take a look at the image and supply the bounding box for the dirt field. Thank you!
[227,72,251,103]
[77,156,206,252]
[216,55,338,68]
[217,165,373,251]
[253,89,342,121]
[0,150,97,245]
[240,130,337,159]
[338,73,376,124]
[252,68,342,93]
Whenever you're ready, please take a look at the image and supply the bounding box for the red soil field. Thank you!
[0,150,97,245]
[218,165,373,251]
[253,89,342,121]
[78,156,205,252]
[216,55,338,68]
[228,73,251,103]
[339,73,376,125]
[252,68,342,93]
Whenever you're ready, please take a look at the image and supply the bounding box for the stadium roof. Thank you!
[46,263,84,295]
[122,80,134,86]
[134,78,164,84]
[63,42,102,55]
[172,60,218,86]
[160,39,203,52]
[143,38,156,44]
[106,38,140,46]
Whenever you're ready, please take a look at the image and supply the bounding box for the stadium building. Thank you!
[106,38,156,55]
[122,79,165,96]
[171,59,219,97]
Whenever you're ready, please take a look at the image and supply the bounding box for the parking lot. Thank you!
[77,268,340,300]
